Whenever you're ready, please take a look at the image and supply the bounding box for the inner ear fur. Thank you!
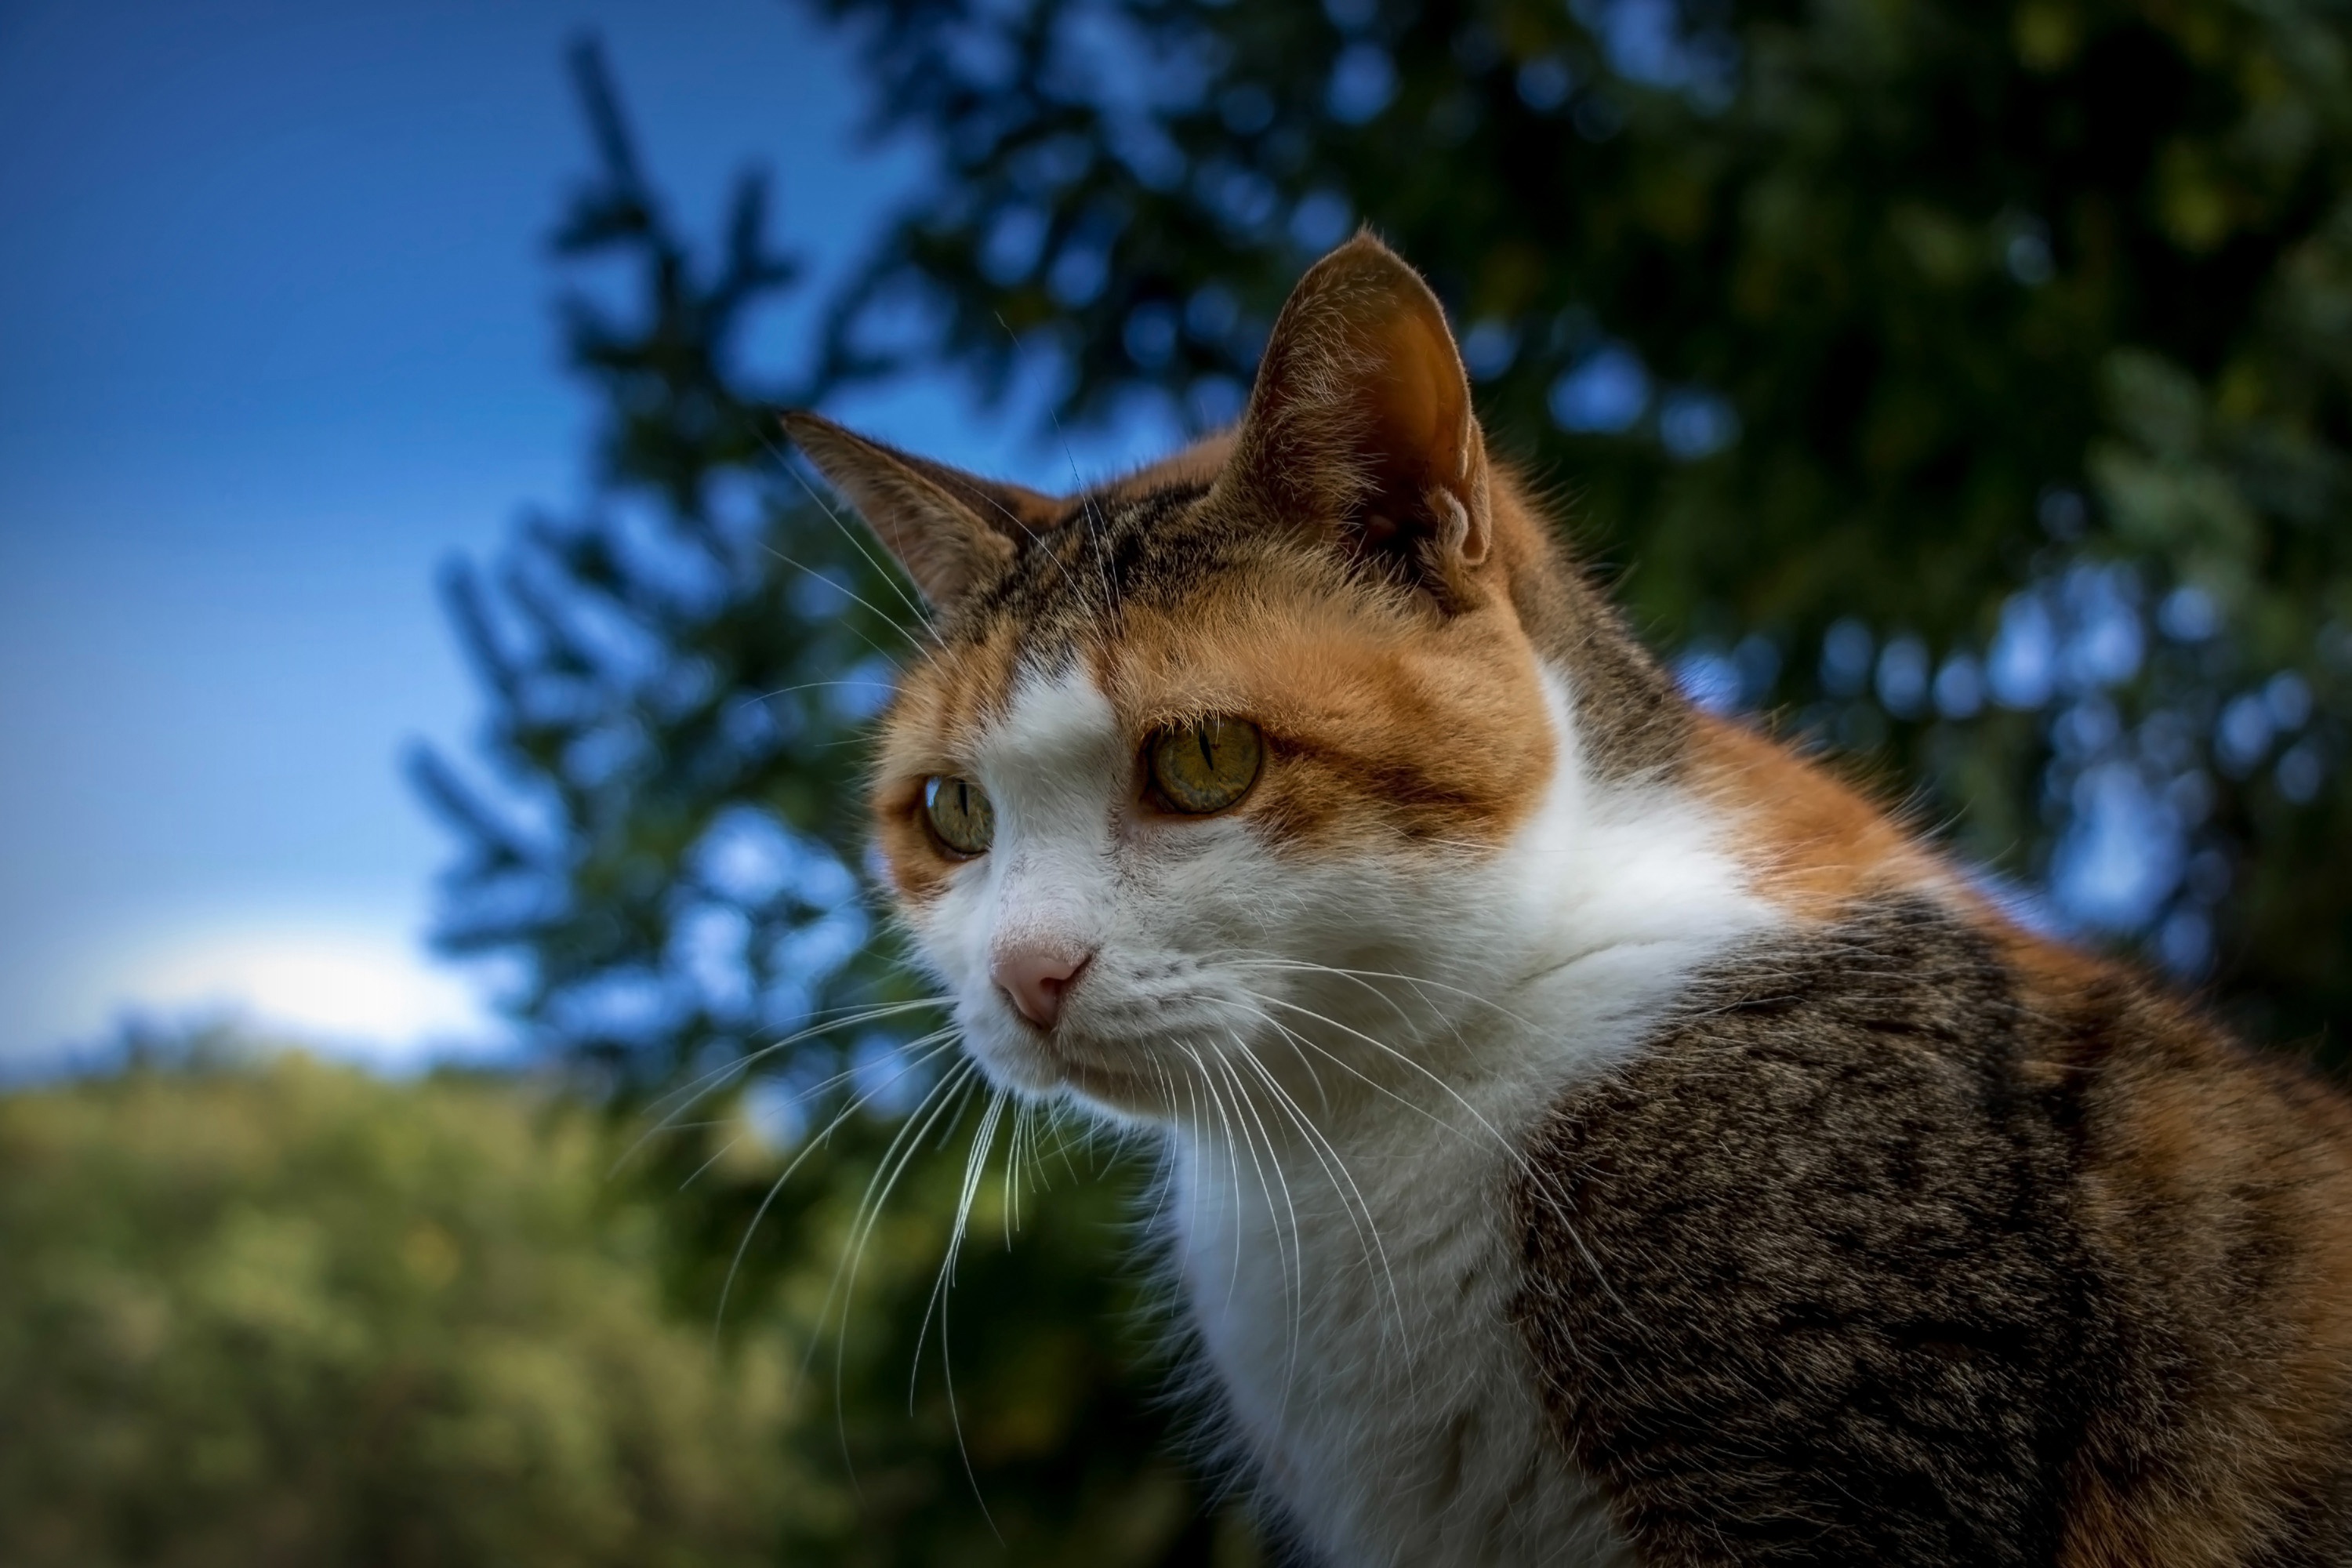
[782,410,1062,608]
[1214,232,1492,604]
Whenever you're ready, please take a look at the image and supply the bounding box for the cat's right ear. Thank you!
[1213,233,1492,608]
[782,411,1058,609]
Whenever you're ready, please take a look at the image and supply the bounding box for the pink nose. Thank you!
[991,943,1093,1029]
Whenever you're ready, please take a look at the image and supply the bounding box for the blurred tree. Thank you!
[802,0,2352,1052]
[412,42,1246,1566]
[0,1042,797,1568]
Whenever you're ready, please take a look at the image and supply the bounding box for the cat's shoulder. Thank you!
[1508,892,2352,1566]
[1511,895,2092,1563]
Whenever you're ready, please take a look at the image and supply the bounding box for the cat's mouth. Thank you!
[1044,1053,1167,1115]
[968,1017,1177,1116]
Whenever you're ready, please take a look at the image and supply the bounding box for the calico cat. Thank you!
[785,234,2352,1566]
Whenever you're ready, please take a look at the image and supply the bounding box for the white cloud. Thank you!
[87,918,511,1073]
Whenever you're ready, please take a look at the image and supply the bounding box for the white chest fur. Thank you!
[1167,1083,1635,1568]
[1156,676,1774,1566]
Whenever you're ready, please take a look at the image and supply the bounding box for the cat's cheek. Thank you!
[871,808,960,907]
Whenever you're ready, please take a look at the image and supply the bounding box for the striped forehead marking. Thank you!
[955,479,1223,636]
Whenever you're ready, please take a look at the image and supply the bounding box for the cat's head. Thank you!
[789,235,1685,1123]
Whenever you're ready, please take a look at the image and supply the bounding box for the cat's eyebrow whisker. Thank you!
[745,677,902,705]
[753,535,941,659]
[1000,311,1117,617]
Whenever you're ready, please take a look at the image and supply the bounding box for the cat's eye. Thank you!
[923,775,995,855]
[1149,717,1265,815]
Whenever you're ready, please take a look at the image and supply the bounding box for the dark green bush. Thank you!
[0,1050,799,1568]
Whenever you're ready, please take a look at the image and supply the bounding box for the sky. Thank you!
[0,0,1154,1072]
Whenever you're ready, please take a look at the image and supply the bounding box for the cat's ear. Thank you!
[1216,232,1491,603]
[781,411,1059,608]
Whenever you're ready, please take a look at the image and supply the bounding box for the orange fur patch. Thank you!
[871,619,1022,905]
[1089,553,1554,855]
[1686,715,1946,920]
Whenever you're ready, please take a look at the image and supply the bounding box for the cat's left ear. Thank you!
[782,410,1062,610]
[1214,232,1491,606]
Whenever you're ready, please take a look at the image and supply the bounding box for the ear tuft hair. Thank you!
[782,411,1061,609]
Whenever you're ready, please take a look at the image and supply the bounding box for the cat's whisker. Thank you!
[911,1083,1004,1409]
[1214,1032,1335,1396]
[1172,1060,1209,1278]
[1203,1039,1307,1397]
[710,1027,964,1341]
[1000,1096,1026,1246]
[1181,1043,1252,1316]
[632,993,942,1135]
[616,996,953,1175]
[1222,1018,1409,1345]
[673,1131,742,1192]
[1224,993,1488,1160]
[904,1085,1008,1541]
[1242,991,1530,1176]
[1225,955,1541,1032]
[813,1056,983,1431]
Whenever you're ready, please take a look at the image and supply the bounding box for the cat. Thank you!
[784,233,2352,1566]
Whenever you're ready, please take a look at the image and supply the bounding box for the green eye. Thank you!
[1149,717,1265,815]
[923,775,995,855]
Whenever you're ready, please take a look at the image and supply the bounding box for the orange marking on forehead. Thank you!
[881,620,1023,768]
[1091,561,1555,851]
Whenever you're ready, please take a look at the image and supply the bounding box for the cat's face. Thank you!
[793,237,1585,1121]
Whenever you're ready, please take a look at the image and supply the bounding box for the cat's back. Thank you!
[1512,888,2352,1566]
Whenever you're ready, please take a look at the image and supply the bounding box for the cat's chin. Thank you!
[965,1031,1175,1120]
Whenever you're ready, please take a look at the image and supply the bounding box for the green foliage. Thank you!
[0,1041,1247,1566]
[0,1046,796,1568]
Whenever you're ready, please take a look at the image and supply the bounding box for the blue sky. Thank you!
[0,0,1158,1069]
